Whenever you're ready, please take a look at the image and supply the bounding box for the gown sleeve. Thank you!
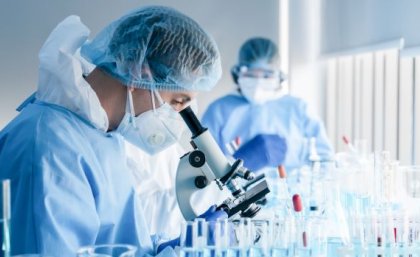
[30,115,101,256]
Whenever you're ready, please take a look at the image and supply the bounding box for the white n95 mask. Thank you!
[116,88,186,155]
[238,77,283,104]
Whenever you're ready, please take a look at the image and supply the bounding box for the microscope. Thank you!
[175,106,270,221]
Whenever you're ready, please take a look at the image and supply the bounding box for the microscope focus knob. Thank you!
[189,150,206,168]
[195,176,208,189]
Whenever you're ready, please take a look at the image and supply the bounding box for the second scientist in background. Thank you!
[201,37,334,173]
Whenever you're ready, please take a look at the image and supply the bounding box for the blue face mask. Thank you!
[116,88,186,155]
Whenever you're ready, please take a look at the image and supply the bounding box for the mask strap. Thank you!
[150,89,165,114]
[127,88,137,128]
[150,90,157,114]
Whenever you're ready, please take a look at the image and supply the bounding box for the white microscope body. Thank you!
[175,107,270,220]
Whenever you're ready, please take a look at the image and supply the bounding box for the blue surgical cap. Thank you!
[231,37,286,84]
[81,6,222,91]
[238,37,278,69]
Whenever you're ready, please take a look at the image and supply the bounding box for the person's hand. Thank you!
[198,205,228,221]
[233,134,287,171]
[156,237,180,254]
[198,205,229,246]
[157,206,227,253]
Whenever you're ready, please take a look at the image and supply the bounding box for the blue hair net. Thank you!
[231,37,286,83]
[238,37,278,68]
[81,6,222,91]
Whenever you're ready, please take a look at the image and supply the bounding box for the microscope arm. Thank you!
[175,151,206,221]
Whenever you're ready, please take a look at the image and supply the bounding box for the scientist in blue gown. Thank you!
[0,6,225,257]
[201,37,334,173]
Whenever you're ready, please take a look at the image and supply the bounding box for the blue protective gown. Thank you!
[0,16,176,257]
[201,94,334,172]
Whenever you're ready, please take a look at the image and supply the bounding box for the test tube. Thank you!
[292,193,308,253]
[1,180,10,257]
[373,151,391,206]
[180,221,198,257]
[203,219,229,257]
[342,135,357,154]
[195,218,207,249]
[225,137,241,156]
[271,217,295,257]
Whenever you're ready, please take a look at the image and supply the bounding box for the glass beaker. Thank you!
[249,220,270,257]
[227,218,252,257]
[271,217,295,257]
[77,244,136,257]
[12,253,52,257]
[0,180,11,257]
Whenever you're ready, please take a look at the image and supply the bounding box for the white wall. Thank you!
[319,0,420,158]
[0,0,279,128]
[289,0,420,127]
[322,0,420,54]
[289,0,324,118]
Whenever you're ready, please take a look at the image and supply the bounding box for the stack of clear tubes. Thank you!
[178,138,420,256]
[178,215,420,256]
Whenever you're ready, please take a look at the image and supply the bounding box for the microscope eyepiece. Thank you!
[179,106,207,138]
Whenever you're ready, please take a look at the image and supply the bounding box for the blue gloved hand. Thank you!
[233,134,287,171]
[157,237,180,254]
[198,205,229,246]
[157,206,227,253]
[198,205,228,221]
